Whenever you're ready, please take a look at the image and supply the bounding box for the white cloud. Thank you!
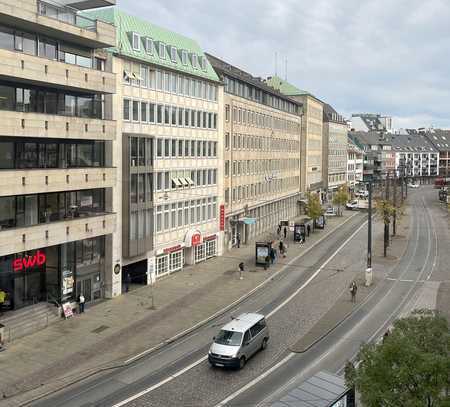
[119,0,450,128]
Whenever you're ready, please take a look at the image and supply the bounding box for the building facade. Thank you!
[86,8,223,283]
[0,0,118,312]
[422,129,449,177]
[349,131,394,182]
[323,104,347,200]
[265,76,323,196]
[347,138,364,191]
[206,57,302,248]
[351,113,393,133]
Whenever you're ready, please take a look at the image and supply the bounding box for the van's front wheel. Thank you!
[261,338,268,350]
[238,356,246,370]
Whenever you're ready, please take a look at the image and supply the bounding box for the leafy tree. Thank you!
[375,199,396,257]
[332,184,350,216]
[346,310,450,407]
[306,192,323,230]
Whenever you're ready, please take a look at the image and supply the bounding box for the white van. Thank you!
[208,313,269,369]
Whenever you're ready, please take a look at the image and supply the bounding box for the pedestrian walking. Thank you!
[238,262,245,280]
[350,281,357,303]
[264,255,270,270]
[383,330,390,343]
[277,225,281,238]
[270,248,275,264]
[236,232,241,248]
[283,226,287,239]
[125,272,131,293]
[307,224,311,237]
[78,293,85,314]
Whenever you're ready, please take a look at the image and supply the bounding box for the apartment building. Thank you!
[0,0,117,312]
[206,56,302,248]
[347,138,364,191]
[322,104,347,200]
[422,129,449,177]
[349,131,395,182]
[265,75,323,197]
[387,133,438,179]
[85,9,223,282]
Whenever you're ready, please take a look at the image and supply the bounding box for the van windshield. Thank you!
[215,330,243,346]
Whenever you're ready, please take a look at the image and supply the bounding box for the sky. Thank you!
[119,0,450,130]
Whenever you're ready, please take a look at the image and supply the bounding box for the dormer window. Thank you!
[132,32,141,51]
[170,46,177,63]
[145,38,154,55]
[158,42,166,59]
[200,56,207,71]
[192,54,198,69]
[181,50,188,65]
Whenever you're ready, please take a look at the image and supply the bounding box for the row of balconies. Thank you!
[0,167,116,197]
[0,0,115,49]
[0,212,115,256]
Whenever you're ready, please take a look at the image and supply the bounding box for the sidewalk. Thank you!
[0,212,358,405]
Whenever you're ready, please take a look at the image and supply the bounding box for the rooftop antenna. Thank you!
[275,52,278,77]
[285,58,288,81]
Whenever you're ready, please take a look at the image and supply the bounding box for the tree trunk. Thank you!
[384,223,389,257]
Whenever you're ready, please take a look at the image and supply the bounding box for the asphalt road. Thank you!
[31,187,442,407]
[224,186,441,407]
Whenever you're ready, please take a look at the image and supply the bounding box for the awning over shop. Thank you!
[239,217,257,225]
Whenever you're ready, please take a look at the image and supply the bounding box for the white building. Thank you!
[86,8,223,284]
[347,138,364,190]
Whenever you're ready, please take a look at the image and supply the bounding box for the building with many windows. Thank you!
[349,131,395,182]
[0,0,117,313]
[347,137,364,191]
[265,75,323,197]
[322,104,348,200]
[86,8,223,282]
[206,56,302,248]
[422,129,449,177]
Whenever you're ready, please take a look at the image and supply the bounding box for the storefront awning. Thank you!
[185,177,195,186]
[239,217,257,225]
[179,178,189,186]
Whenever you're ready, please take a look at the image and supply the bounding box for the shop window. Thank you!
[169,251,183,272]
[156,255,168,277]
[206,239,217,259]
[194,243,206,263]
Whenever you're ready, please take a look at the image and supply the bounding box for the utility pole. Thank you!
[365,180,373,286]
[393,171,397,236]
[383,171,390,257]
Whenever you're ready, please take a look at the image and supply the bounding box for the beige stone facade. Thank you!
[0,0,118,313]
[222,94,302,246]
[293,94,324,193]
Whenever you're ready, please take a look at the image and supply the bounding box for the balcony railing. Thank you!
[37,0,97,32]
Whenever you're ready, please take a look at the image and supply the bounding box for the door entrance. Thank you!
[76,278,92,303]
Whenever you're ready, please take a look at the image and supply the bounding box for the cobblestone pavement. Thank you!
[0,212,359,404]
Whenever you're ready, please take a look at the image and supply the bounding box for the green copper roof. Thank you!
[265,75,311,96]
[83,8,220,82]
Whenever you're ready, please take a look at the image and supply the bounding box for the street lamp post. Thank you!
[365,180,373,286]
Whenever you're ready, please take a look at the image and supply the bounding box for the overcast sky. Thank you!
[119,0,450,129]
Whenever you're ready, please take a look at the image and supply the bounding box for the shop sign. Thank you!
[62,302,73,319]
[13,251,46,271]
[203,235,217,242]
[219,204,225,231]
[163,244,183,254]
[191,233,202,246]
